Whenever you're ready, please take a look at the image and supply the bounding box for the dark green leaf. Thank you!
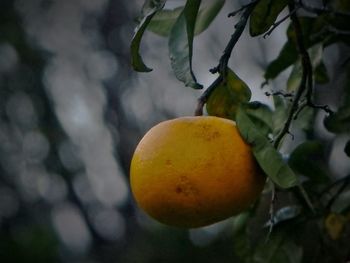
[206,69,251,119]
[314,61,329,84]
[253,231,303,263]
[265,41,298,79]
[233,212,251,235]
[147,6,183,37]
[245,102,273,136]
[272,96,288,135]
[324,65,350,133]
[287,62,302,93]
[331,188,350,213]
[265,16,330,80]
[130,0,166,72]
[236,106,298,189]
[345,141,350,157]
[249,0,288,37]
[327,0,350,31]
[265,206,302,228]
[324,108,350,133]
[293,107,315,132]
[169,0,203,89]
[287,44,324,92]
[288,141,330,186]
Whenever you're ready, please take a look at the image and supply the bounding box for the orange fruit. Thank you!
[130,116,265,228]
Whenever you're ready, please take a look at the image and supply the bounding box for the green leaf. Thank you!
[289,141,330,187]
[130,0,166,72]
[194,0,225,35]
[253,231,303,263]
[287,44,324,92]
[249,0,288,37]
[206,69,251,119]
[236,105,298,189]
[327,0,350,31]
[315,61,329,84]
[147,0,225,37]
[265,41,298,80]
[245,101,274,136]
[324,65,350,133]
[324,108,350,133]
[265,205,302,228]
[265,16,331,80]
[293,107,315,132]
[272,96,288,135]
[147,6,183,37]
[232,212,251,235]
[169,0,203,89]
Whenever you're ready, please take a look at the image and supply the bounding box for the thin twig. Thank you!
[195,2,256,115]
[263,7,299,38]
[265,91,294,98]
[266,183,277,242]
[228,0,258,17]
[273,2,333,148]
[210,3,256,76]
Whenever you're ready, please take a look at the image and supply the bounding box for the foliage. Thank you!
[132,0,350,262]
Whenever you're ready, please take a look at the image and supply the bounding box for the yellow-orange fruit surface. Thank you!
[130,116,265,228]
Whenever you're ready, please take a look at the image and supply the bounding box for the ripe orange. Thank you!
[130,116,265,228]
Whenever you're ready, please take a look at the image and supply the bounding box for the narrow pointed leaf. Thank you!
[130,0,166,72]
[288,141,330,185]
[249,0,288,37]
[206,68,251,119]
[236,105,298,189]
[169,0,203,89]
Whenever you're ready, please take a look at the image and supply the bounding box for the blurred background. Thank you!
[0,0,349,262]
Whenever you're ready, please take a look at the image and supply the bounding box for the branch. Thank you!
[263,6,299,38]
[210,2,256,76]
[274,2,333,148]
[194,76,222,115]
[228,0,257,17]
[265,91,294,98]
[195,2,256,115]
